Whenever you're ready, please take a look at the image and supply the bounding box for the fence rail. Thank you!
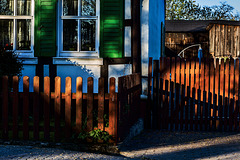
[148,57,240,131]
[0,73,141,143]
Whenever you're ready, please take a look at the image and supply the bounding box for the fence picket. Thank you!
[23,76,29,140]
[33,76,40,140]
[76,77,83,133]
[55,77,61,141]
[44,76,50,140]
[87,77,93,133]
[109,77,116,137]
[12,76,19,139]
[65,77,72,139]
[98,77,104,130]
[235,59,240,130]
[2,76,8,140]
[175,83,180,131]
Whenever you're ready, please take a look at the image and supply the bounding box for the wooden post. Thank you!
[98,77,105,130]
[109,77,116,137]
[65,77,72,139]
[23,76,29,140]
[12,76,19,139]
[44,76,50,140]
[76,77,83,133]
[33,76,40,140]
[87,77,94,132]
[55,77,61,141]
[2,76,8,140]
[152,60,159,129]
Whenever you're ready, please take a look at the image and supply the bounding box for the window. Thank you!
[0,0,34,57]
[58,0,99,57]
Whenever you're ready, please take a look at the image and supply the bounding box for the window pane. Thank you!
[63,20,78,51]
[81,0,96,16]
[0,20,13,50]
[17,20,31,50]
[0,0,14,15]
[17,0,31,15]
[81,20,95,51]
[63,0,78,16]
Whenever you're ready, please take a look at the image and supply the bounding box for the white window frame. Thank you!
[57,0,100,58]
[0,0,35,58]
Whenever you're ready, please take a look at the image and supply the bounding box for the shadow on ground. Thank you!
[119,130,240,159]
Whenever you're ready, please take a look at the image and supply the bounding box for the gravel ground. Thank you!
[1,130,240,159]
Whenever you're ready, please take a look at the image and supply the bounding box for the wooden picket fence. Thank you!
[0,73,141,143]
[148,57,240,131]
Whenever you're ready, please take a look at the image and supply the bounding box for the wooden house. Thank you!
[165,20,240,59]
[208,23,240,58]
[0,0,165,94]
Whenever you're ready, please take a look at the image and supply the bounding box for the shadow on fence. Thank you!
[148,57,240,131]
[0,73,142,144]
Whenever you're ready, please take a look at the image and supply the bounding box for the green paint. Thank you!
[34,0,56,57]
[100,0,124,58]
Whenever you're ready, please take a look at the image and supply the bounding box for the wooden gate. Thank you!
[148,57,240,131]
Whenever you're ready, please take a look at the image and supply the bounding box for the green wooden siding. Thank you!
[100,0,124,58]
[34,0,56,57]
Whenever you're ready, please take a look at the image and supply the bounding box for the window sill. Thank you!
[53,57,103,65]
[19,57,38,65]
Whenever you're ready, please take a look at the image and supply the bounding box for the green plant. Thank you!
[77,129,112,143]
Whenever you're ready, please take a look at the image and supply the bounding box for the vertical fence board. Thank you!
[65,77,72,139]
[180,59,185,85]
[215,59,220,129]
[170,81,174,130]
[147,57,153,128]
[98,77,104,130]
[209,60,215,130]
[44,77,50,140]
[185,86,190,130]
[109,78,116,137]
[2,76,8,140]
[180,84,185,130]
[153,60,159,129]
[23,76,29,140]
[55,77,61,141]
[87,77,94,132]
[176,57,180,84]
[175,83,180,131]
[12,76,19,139]
[76,77,83,133]
[33,76,40,140]
[171,57,176,82]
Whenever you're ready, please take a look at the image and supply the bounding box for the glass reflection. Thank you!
[81,0,96,16]
[81,20,95,51]
[0,0,14,15]
[17,20,31,50]
[0,20,13,50]
[17,0,31,15]
[63,0,78,16]
[63,20,78,51]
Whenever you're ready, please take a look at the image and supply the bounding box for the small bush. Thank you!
[0,47,23,78]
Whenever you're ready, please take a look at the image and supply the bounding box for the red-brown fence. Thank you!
[148,57,240,131]
[0,73,141,143]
